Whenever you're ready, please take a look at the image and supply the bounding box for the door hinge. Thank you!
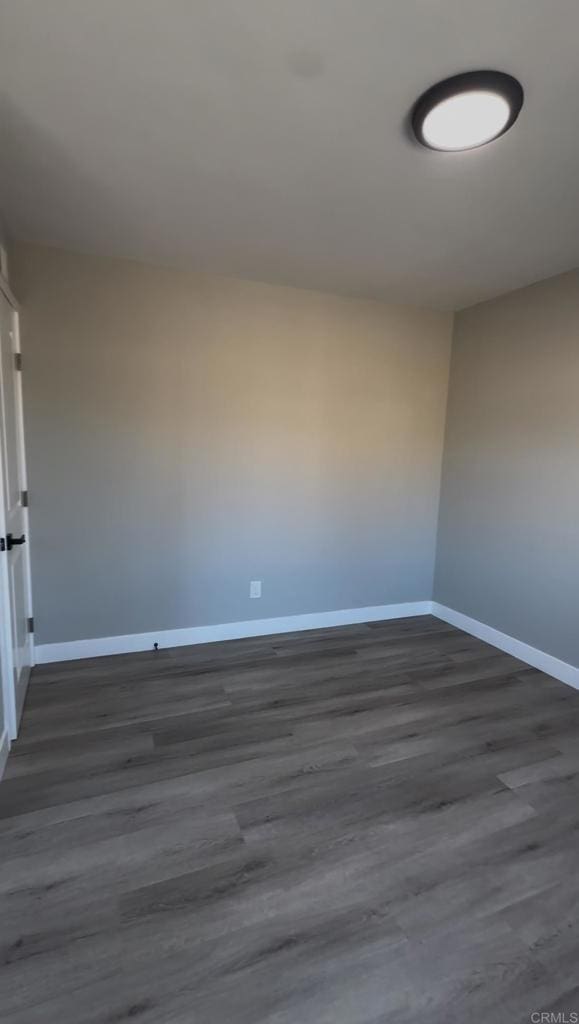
[27,617,34,634]
[21,490,29,507]
[14,352,22,371]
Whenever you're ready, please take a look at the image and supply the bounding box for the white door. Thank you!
[0,283,34,740]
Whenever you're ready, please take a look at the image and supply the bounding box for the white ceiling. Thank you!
[1,0,578,310]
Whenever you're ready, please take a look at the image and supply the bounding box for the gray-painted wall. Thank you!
[14,243,452,644]
[435,270,579,668]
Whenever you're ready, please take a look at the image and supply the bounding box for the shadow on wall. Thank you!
[0,95,151,265]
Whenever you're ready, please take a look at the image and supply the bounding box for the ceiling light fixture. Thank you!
[412,70,523,152]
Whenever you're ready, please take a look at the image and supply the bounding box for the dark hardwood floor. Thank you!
[1,615,579,1023]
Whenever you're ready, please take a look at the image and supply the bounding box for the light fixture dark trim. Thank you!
[412,70,524,150]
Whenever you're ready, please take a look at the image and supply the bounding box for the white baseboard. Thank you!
[432,602,579,691]
[33,599,579,693]
[34,601,433,664]
[0,729,9,782]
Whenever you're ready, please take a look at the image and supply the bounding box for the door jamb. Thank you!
[0,275,34,742]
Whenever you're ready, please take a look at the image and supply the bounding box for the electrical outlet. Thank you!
[250,580,262,599]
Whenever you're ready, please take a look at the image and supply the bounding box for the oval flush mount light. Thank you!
[412,70,523,151]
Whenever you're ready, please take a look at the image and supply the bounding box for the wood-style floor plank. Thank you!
[1,614,578,1023]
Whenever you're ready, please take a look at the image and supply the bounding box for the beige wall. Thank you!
[435,269,579,667]
[14,243,452,644]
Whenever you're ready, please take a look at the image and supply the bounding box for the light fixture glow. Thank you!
[412,71,523,152]
[422,91,510,151]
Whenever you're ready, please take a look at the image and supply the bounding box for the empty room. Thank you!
[1,2,579,1022]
